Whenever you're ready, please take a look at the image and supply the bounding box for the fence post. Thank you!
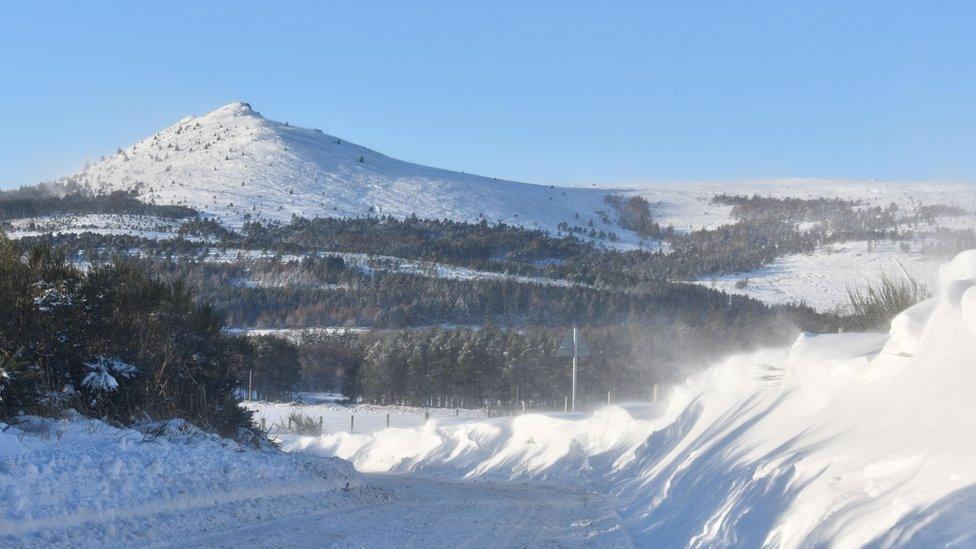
[564,396,568,412]
[424,410,430,423]
[350,415,354,432]
[608,390,612,406]
[386,413,390,428]
[319,416,323,434]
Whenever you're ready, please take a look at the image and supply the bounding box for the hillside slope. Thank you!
[68,102,616,233]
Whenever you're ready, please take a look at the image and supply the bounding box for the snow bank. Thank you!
[0,414,356,546]
[290,249,976,547]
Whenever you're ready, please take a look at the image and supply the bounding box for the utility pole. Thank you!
[572,326,578,412]
[558,326,588,414]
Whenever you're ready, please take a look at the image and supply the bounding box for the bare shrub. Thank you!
[847,271,929,331]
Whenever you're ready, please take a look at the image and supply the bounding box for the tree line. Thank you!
[249,312,813,408]
[0,235,254,437]
[0,190,197,222]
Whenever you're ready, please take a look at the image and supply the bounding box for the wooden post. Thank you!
[424,410,430,423]
[318,416,323,433]
[564,396,568,412]
[350,415,354,432]
[386,413,390,428]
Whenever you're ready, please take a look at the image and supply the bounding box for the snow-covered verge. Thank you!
[0,414,357,547]
[288,249,976,547]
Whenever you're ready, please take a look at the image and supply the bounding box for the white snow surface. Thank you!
[288,249,976,548]
[71,102,621,239]
[614,179,976,233]
[697,240,942,312]
[0,414,357,547]
[0,413,629,547]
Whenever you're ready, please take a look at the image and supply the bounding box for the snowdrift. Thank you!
[288,250,976,547]
[0,414,356,546]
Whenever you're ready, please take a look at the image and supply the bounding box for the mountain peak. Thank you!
[203,101,259,120]
[67,103,616,239]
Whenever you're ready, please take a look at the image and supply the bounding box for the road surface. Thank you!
[27,474,633,548]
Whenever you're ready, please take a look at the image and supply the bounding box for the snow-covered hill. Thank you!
[69,102,616,234]
[18,102,976,312]
[288,248,976,547]
[612,178,976,233]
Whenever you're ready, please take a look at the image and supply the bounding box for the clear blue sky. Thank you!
[2,1,975,189]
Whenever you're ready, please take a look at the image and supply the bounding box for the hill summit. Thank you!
[68,102,613,230]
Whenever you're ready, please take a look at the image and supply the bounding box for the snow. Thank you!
[0,413,628,547]
[70,102,631,245]
[696,240,942,312]
[0,414,356,546]
[614,178,976,233]
[288,248,976,547]
[81,357,136,392]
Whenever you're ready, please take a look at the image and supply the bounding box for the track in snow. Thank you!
[25,474,632,548]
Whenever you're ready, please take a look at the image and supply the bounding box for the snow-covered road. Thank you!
[31,474,630,548]
[163,474,630,548]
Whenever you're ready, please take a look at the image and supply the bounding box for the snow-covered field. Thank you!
[615,178,976,233]
[243,399,485,435]
[286,249,976,547]
[697,240,943,312]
